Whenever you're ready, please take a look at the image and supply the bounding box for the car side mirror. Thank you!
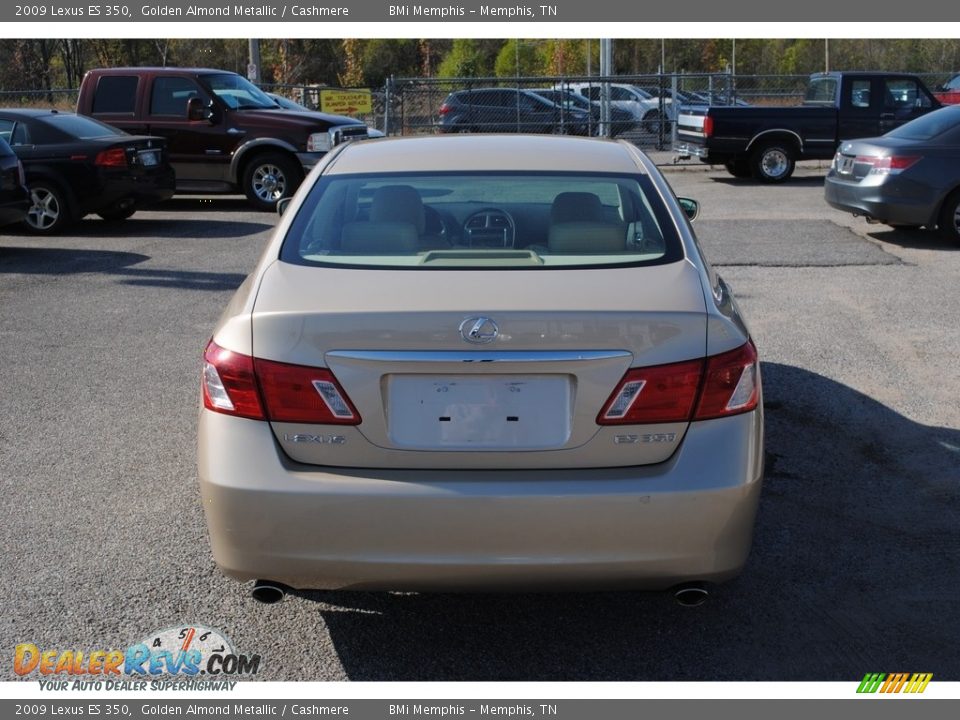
[187,97,207,121]
[187,97,219,124]
[678,197,700,222]
[276,197,292,217]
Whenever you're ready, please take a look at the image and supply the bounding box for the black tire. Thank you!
[241,152,303,212]
[750,142,796,183]
[23,181,71,235]
[724,157,753,178]
[642,110,662,135]
[938,189,960,245]
[97,205,137,222]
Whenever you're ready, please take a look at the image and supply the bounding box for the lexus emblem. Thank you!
[459,316,499,344]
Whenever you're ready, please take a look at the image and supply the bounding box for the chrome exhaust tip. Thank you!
[251,580,287,604]
[673,583,709,607]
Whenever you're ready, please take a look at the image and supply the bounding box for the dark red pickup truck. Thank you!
[77,67,369,210]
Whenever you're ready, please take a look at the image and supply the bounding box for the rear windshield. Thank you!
[885,105,960,141]
[36,114,125,141]
[804,77,838,105]
[279,172,684,269]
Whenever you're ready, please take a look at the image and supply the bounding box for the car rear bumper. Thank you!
[77,168,176,216]
[824,174,939,226]
[198,407,764,591]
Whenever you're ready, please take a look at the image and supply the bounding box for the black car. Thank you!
[528,88,635,137]
[825,104,960,244]
[438,88,590,136]
[0,109,175,234]
[0,136,29,228]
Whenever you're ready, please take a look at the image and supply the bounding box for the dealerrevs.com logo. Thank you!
[14,625,260,689]
[857,673,933,694]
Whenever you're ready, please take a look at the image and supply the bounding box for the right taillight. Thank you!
[854,154,921,175]
[94,147,128,167]
[703,115,714,137]
[598,359,704,425]
[693,340,759,420]
[598,340,759,425]
[438,103,451,115]
[202,339,360,425]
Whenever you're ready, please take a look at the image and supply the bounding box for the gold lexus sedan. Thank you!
[198,135,764,606]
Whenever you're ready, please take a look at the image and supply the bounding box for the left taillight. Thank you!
[202,340,360,425]
[94,147,128,167]
[703,115,714,138]
[202,341,265,420]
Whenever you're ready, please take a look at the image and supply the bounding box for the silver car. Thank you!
[198,135,764,605]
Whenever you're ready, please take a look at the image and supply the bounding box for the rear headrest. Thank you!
[548,222,627,253]
[341,221,420,254]
[550,192,604,224]
[370,185,425,235]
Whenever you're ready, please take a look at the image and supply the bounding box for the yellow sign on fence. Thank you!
[319,89,372,116]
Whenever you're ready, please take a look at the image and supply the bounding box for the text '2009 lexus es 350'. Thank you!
[198,135,764,605]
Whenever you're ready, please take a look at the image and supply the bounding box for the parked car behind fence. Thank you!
[438,88,591,136]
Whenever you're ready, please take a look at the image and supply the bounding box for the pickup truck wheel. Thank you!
[242,153,302,212]
[24,181,71,235]
[938,189,960,245]
[750,143,796,183]
[724,157,753,178]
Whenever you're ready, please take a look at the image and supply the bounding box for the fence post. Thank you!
[384,76,392,135]
[670,73,679,148]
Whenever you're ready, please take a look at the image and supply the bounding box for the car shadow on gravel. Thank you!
[292,362,959,681]
[710,175,826,187]
[0,246,246,291]
[865,226,960,251]
[2,210,273,239]
[72,217,273,239]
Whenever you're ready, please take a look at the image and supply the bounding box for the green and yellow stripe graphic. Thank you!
[857,672,933,694]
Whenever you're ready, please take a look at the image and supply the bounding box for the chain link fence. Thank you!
[1,71,954,146]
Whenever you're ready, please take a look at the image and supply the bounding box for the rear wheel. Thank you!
[750,142,795,183]
[24,181,70,235]
[642,110,663,135]
[938,189,960,245]
[724,157,753,178]
[242,152,302,212]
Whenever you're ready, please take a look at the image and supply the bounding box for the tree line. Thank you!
[3,38,960,93]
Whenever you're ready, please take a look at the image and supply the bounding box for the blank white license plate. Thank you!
[388,375,571,450]
[139,150,159,166]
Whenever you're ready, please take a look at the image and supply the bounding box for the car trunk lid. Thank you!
[249,259,709,469]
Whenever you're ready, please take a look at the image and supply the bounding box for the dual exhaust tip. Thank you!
[251,580,709,607]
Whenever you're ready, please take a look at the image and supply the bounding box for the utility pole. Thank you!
[248,38,261,84]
